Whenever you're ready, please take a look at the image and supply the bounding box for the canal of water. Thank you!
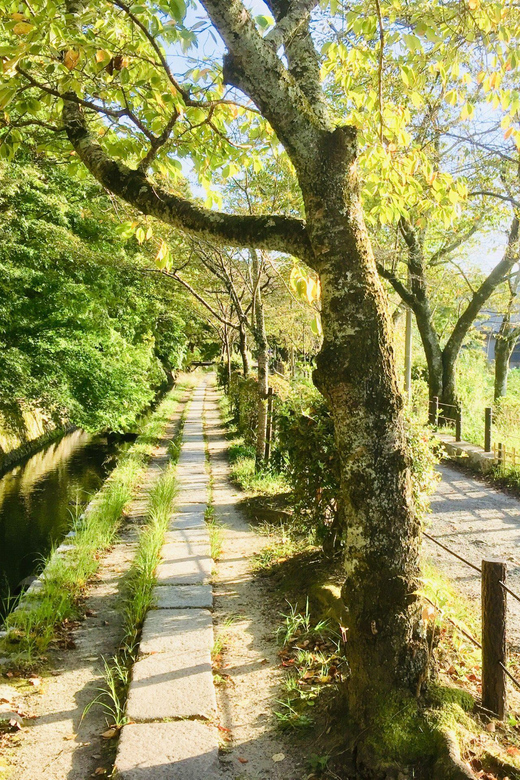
[0,430,131,617]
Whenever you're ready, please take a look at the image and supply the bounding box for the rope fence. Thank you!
[424,527,520,716]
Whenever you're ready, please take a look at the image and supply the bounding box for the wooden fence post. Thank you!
[484,407,493,453]
[455,403,462,441]
[264,387,274,463]
[482,559,507,719]
[429,396,439,426]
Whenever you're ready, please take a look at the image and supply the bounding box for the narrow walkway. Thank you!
[427,463,520,644]
[115,378,221,779]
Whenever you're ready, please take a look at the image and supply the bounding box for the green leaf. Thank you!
[168,0,186,22]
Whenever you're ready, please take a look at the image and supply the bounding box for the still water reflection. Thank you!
[0,430,127,614]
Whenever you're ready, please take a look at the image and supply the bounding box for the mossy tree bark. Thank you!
[295,127,428,745]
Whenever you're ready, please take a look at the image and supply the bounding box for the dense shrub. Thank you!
[228,372,259,446]
[225,371,439,552]
[273,382,342,552]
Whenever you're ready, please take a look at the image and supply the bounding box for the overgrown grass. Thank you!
[274,599,345,732]
[1,380,193,662]
[81,393,190,730]
[122,462,179,652]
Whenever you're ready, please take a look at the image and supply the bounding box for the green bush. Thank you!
[273,383,342,552]
[228,372,259,446]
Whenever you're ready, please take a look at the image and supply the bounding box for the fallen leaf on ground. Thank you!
[101,728,117,739]
[238,757,248,764]
[94,769,107,776]
[272,753,285,762]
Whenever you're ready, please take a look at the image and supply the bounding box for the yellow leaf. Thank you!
[306,278,316,304]
[310,314,322,337]
[13,21,33,34]
[155,240,170,269]
[289,265,301,293]
[64,50,80,70]
[96,49,110,64]
[468,0,479,8]
[11,12,28,20]
[145,226,153,240]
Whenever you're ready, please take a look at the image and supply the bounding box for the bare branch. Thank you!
[138,109,179,172]
[468,190,520,210]
[429,222,479,264]
[146,267,239,327]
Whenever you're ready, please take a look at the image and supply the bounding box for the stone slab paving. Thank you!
[116,379,220,779]
[115,722,219,780]
[153,583,213,610]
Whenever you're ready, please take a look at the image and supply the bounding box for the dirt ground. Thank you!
[426,462,520,647]
[205,382,325,780]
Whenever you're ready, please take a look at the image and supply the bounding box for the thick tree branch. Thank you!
[63,98,314,262]
[263,0,329,126]
[200,0,330,162]
[264,0,319,50]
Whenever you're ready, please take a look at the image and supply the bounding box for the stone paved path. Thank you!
[426,463,520,646]
[115,378,221,780]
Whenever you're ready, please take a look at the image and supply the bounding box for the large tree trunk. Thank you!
[251,249,269,468]
[299,127,428,757]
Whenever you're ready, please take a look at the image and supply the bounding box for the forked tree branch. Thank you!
[264,0,319,50]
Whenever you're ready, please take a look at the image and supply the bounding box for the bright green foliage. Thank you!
[0,154,194,430]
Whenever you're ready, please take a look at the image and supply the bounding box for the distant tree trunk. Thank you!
[251,248,268,468]
[381,217,520,423]
[222,325,231,388]
[238,319,250,377]
[495,313,520,401]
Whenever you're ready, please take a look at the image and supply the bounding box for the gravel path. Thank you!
[426,463,520,646]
